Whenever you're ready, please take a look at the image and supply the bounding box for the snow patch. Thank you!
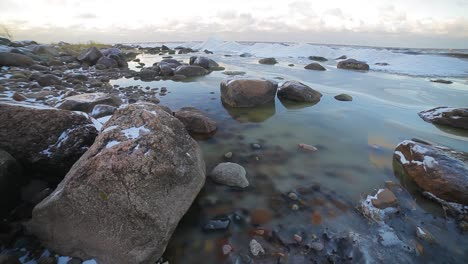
[121,125,150,139]
[105,140,120,149]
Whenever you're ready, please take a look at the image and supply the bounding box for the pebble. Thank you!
[288,192,298,200]
[293,234,302,243]
[251,143,262,150]
[371,189,398,209]
[224,152,233,159]
[222,244,232,255]
[291,204,299,211]
[249,239,265,256]
[308,241,324,251]
[298,143,317,152]
[202,218,230,231]
[416,226,434,242]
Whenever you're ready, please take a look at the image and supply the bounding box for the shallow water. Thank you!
[110,51,468,263]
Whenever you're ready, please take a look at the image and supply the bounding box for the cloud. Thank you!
[75,13,98,19]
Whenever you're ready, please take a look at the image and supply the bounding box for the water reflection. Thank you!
[278,98,320,109]
[222,101,276,123]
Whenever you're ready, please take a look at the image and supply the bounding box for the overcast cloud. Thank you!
[0,0,467,48]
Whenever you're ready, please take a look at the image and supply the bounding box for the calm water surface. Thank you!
[112,53,468,263]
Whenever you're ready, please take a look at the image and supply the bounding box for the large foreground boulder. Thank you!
[77,47,103,65]
[174,107,217,134]
[57,93,122,113]
[220,78,278,107]
[418,107,468,130]
[337,59,369,71]
[29,103,206,264]
[394,140,468,205]
[277,81,322,103]
[0,102,98,177]
[0,52,34,66]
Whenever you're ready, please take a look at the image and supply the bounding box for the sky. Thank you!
[0,0,467,48]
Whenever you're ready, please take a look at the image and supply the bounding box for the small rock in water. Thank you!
[416,226,434,242]
[222,244,233,255]
[293,234,303,243]
[430,79,452,84]
[258,57,278,65]
[371,189,398,209]
[291,204,299,211]
[249,239,265,256]
[288,192,298,200]
[203,217,231,231]
[308,241,324,251]
[298,143,317,152]
[251,143,262,150]
[12,92,27,101]
[334,94,353,101]
[224,152,233,159]
[210,162,249,188]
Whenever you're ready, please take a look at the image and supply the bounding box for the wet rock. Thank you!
[91,104,116,119]
[0,37,11,46]
[337,59,369,71]
[258,57,278,65]
[0,52,34,67]
[394,140,468,205]
[418,107,468,130]
[210,162,248,188]
[20,179,50,204]
[203,217,230,231]
[375,62,389,66]
[0,102,98,177]
[12,92,27,101]
[77,47,103,65]
[224,152,233,159]
[251,143,262,150]
[37,74,62,87]
[308,241,324,251]
[304,63,326,71]
[174,65,207,77]
[0,149,23,215]
[277,81,322,103]
[101,48,121,57]
[335,55,347,60]
[189,56,219,69]
[174,107,217,134]
[308,56,328,62]
[249,239,265,256]
[95,56,118,69]
[334,94,353,101]
[29,64,50,71]
[222,71,246,76]
[28,103,206,264]
[139,67,158,80]
[298,143,317,152]
[371,189,398,209]
[57,92,122,113]
[32,45,59,57]
[159,65,173,76]
[416,226,434,242]
[430,79,452,84]
[220,78,278,107]
[222,244,232,255]
[0,254,21,264]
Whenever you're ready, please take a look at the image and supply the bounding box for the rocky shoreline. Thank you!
[0,37,467,263]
